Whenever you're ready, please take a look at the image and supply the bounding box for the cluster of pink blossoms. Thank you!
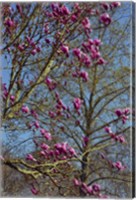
[45,77,57,91]
[72,70,89,82]
[101,2,121,11]
[73,179,107,198]
[115,108,130,124]
[26,142,76,163]
[100,153,126,172]
[73,38,106,67]
[104,126,126,144]
[73,98,83,111]
[112,161,126,171]
[2,83,16,104]
[26,36,41,56]
[48,92,71,119]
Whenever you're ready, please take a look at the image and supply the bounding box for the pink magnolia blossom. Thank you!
[100,13,112,25]
[31,49,37,55]
[97,57,106,65]
[83,136,89,146]
[45,77,57,91]
[68,147,76,156]
[118,135,126,144]
[16,4,22,14]
[93,39,102,46]
[82,17,91,29]
[10,95,15,102]
[31,186,39,195]
[34,121,40,129]
[101,3,109,10]
[61,5,70,15]
[115,108,123,117]
[111,2,121,8]
[73,98,82,110]
[73,178,80,186]
[18,44,24,51]
[48,111,56,118]
[115,161,125,171]
[81,53,92,67]
[40,150,46,156]
[122,115,128,124]
[61,44,69,57]
[104,126,112,134]
[40,143,50,150]
[92,183,101,192]
[73,48,82,60]
[31,109,38,119]
[123,108,130,115]
[71,14,77,22]
[80,71,89,82]
[4,18,15,28]
[26,154,36,162]
[44,132,52,141]
[21,105,30,113]
[86,186,93,194]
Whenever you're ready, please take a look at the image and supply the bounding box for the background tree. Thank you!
[1,2,132,198]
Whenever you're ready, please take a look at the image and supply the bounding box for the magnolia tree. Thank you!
[1,2,132,198]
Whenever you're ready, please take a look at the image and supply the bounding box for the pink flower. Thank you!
[111,2,121,8]
[73,178,80,186]
[82,54,91,67]
[68,147,76,156]
[101,3,109,10]
[71,14,77,22]
[45,38,50,44]
[21,105,30,113]
[97,57,106,65]
[31,109,38,119]
[86,186,93,194]
[31,49,37,55]
[73,98,82,110]
[44,132,52,141]
[61,44,69,57]
[34,121,40,129]
[82,17,91,29]
[16,4,22,14]
[36,46,41,52]
[122,115,128,124]
[40,129,46,135]
[4,18,14,28]
[80,71,89,82]
[83,136,89,146]
[48,111,56,118]
[92,183,101,192]
[45,77,57,91]
[118,135,126,144]
[93,39,102,46]
[10,95,15,102]
[115,161,124,171]
[73,48,82,60]
[123,108,130,115]
[54,143,62,150]
[115,108,123,117]
[100,13,112,25]
[31,186,39,195]
[26,154,36,162]
[40,143,50,150]
[61,5,70,15]
[18,44,24,51]
[104,126,112,134]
